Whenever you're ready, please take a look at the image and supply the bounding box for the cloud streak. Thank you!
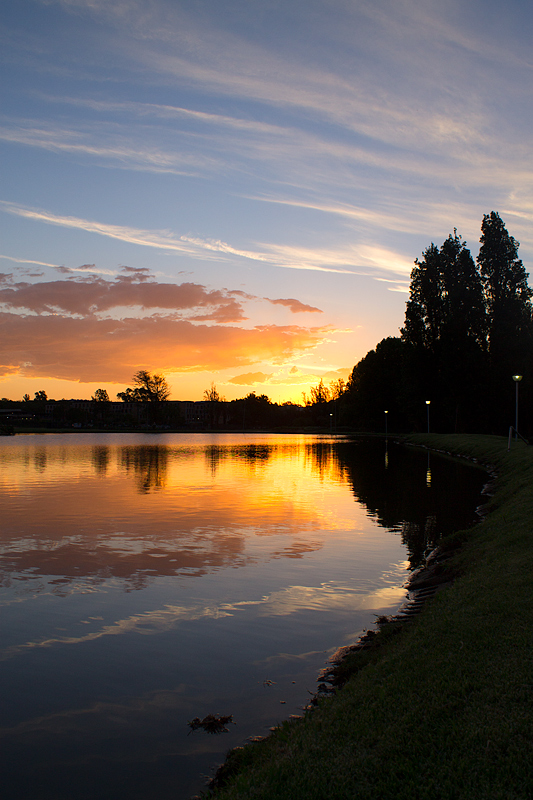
[0,202,363,274]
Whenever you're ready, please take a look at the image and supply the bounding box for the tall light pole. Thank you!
[426,400,431,433]
[513,375,522,438]
[384,410,388,437]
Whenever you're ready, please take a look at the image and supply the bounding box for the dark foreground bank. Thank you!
[201,434,533,800]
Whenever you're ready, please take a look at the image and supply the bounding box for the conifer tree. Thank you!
[477,211,532,366]
[476,212,533,431]
[401,231,487,430]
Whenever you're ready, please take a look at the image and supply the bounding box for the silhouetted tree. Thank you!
[117,371,170,403]
[34,390,47,402]
[345,337,409,430]
[92,388,110,402]
[203,382,222,403]
[477,212,533,431]
[401,231,488,430]
[117,371,170,426]
[203,382,225,427]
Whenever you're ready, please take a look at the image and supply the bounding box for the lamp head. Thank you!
[513,375,523,382]
[425,400,431,405]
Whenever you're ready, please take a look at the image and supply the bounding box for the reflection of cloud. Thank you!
[0,574,407,662]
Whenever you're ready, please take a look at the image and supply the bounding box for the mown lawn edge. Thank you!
[201,434,533,800]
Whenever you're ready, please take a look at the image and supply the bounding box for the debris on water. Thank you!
[262,679,276,687]
[187,714,234,734]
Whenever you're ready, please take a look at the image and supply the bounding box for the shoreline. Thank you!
[202,433,533,800]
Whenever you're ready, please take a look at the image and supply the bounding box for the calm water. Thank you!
[0,434,486,800]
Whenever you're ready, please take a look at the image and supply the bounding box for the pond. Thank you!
[0,433,486,800]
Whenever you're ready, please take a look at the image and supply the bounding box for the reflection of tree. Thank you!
[120,446,168,492]
[305,442,344,483]
[204,444,273,477]
[334,439,486,568]
[34,448,47,473]
[92,446,110,475]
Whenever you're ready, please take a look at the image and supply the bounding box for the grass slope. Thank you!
[206,435,533,800]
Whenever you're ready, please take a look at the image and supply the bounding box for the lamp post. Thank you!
[513,375,522,438]
[426,400,431,434]
[384,410,388,437]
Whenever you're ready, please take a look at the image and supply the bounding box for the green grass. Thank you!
[206,435,533,800]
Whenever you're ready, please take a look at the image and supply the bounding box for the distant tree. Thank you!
[203,382,223,403]
[309,379,330,405]
[117,371,170,403]
[34,390,47,402]
[203,382,225,427]
[329,378,346,400]
[22,393,30,402]
[92,388,110,402]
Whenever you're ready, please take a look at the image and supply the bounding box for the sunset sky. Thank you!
[2,0,533,403]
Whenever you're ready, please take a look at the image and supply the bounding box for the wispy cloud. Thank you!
[0,254,61,268]
[0,121,215,175]
[0,202,363,274]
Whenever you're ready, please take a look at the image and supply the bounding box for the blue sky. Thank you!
[1,0,532,402]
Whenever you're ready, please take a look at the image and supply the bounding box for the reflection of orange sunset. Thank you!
[0,437,373,592]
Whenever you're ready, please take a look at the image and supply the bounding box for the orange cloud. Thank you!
[0,313,331,383]
[265,297,322,313]
[0,269,334,384]
[228,371,274,385]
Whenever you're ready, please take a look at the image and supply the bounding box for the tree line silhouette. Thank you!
[342,211,533,434]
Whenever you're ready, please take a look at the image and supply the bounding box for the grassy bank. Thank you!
[206,435,533,800]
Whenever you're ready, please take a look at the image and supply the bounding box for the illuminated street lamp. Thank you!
[426,400,431,434]
[384,410,388,437]
[513,375,523,438]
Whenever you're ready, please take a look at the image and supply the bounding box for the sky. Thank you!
[1,0,533,403]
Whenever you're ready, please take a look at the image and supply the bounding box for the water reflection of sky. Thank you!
[0,434,486,800]
[0,435,380,593]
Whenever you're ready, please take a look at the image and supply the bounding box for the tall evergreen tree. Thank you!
[477,212,533,431]
[477,211,532,366]
[402,231,486,354]
[401,231,487,430]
